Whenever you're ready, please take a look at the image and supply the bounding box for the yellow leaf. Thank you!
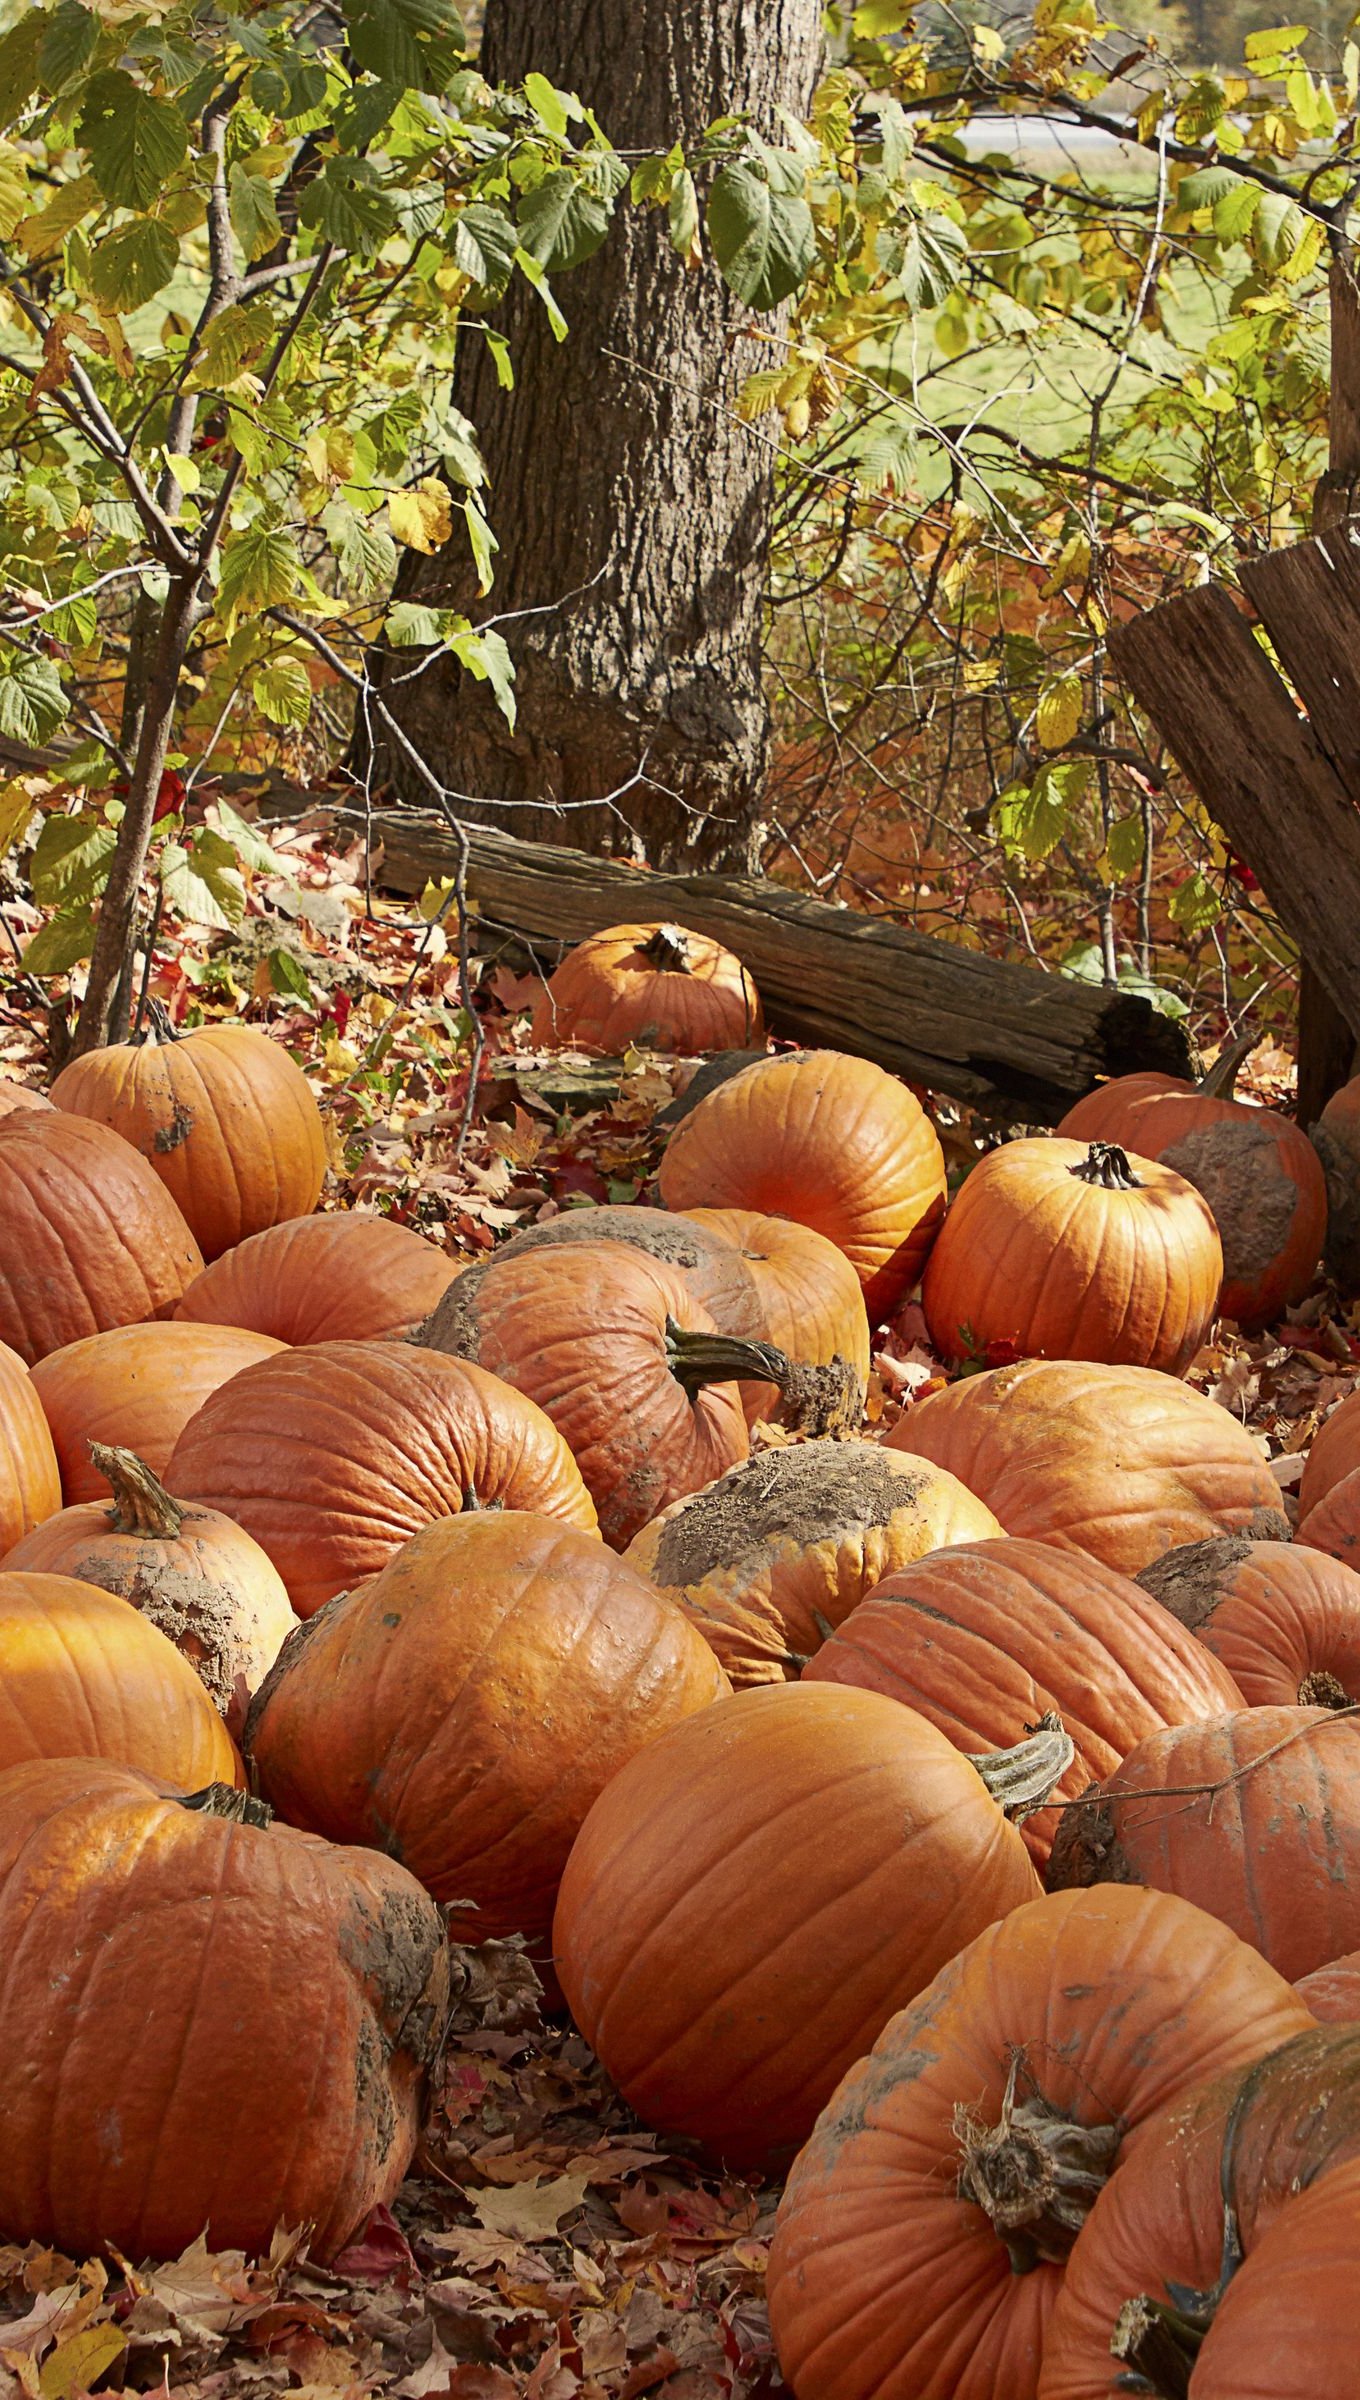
[39,2325,126,2400]
[0,780,36,858]
[1036,674,1083,749]
[388,478,454,554]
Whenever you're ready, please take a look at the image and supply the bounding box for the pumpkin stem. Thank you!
[179,1784,274,1829]
[137,994,179,1048]
[90,1442,188,1539]
[1196,1024,1258,1101]
[1300,1667,1352,1708]
[640,924,695,974]
[1110,2293,1212,2398]
[663,1316,857,1440]
[954,2052,1121,2272]
[1069,1142,1142,1191]
[966,1712,1075,1821]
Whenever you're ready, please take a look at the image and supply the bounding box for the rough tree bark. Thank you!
[365,0,823,869]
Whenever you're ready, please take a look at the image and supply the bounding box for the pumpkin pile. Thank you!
[9,933,1360,2379]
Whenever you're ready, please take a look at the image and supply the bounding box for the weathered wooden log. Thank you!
[356,807,1192,1118]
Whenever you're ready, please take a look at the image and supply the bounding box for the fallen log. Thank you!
[355,808,1191,1119]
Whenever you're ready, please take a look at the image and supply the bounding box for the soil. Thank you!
[649,1441,937,1588]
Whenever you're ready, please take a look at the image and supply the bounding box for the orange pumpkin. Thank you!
[1297,1385,1360,1564]
[624,1441,1002,1684]
[553,1682,1049,2172]
[887,1358,1286,1574]
[175,1211,463,1343]
[1059,1076,1325,1329]
[0,1076,52,1118]
[247,1511,729,1950]
[7,1446,296,1738]
[417,1240,764,1547]
[165,1339,598,1617]
[1137,1534,1360,1708]
[1312,1070,1360,1294]
[439,1203,768,1345]
[0,1759,448,2263]
[1295,1951,1360,2021]
[31,1319,285,1503]
[658,1049,947,1321]
[680,1205,872,1425]
[0,1569,239,1784]
[530,921,763,1053]
[0,1341,60,1558]
[51,1018,327,1260]
[921,1138,1222,1375]
[0,1112,203,1363]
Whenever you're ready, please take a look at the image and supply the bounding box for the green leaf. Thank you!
[462,495,497,595]
[1243,21,1308,61]
[1251,186,1306,271]
[30,811,115,907]
[996,759,1091,861]
[523,71,572,140]
[79,72,189,210]
[0,14,44,127]
[513,246,568,340]
[517,169,614,273]
[22,902,95,975]
[0,781,35,859]
[896,212,968,311]
[228,162,283,262]
[450,200,518,293]
[187,299,273,389]
[1035,674,1083,750]
[1106,812,1145,875]
[707,158,814,312]
[218,526,300,629]
[160,831,246,929]
[441,406,485,489]
[450,625,515,729]
[1168,870,1221,931]
[88,215,179,311]
[298,156,399,257]
[210,796,280,872]
[0,650,67,746]
[1177,164,1239,209]
[1213,180,1260,241]
[39,3,98,93]
[251,654,313,726]
[854,0,915,30]
[324,502,397,593]
[269,946,313,1001]
[668,167,700,266]
[385,599,450,646]
[344,0,464,88]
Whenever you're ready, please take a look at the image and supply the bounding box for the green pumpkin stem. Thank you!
[90,1442,186,1540]
[663,1319,859,1437]
[1110,2293,1213,2398]
[966,1712,1075,1820]
[1070,1142,1142,1192]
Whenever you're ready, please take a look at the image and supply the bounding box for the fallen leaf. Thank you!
[471,2172,592,2243]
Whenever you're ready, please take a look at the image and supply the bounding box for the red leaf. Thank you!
[329,2203,419,2288]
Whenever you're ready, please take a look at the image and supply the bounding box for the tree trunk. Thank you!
[365,0,822,869]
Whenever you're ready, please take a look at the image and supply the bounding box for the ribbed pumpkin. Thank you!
[766,1886,1314,2400]
[174,1212,463,1343]
[530,921,763,1054]
[0,1340,60,1557]
[1312,1070,1360,1294]
[0,1569,238,1784]
[1137,1533,1360,1708]
[247,1512,728,1951]
[681,1206,872,1425]
[623,1442,1003,1685]
[0,1076,52,1117]
[806,1537,1245,1868]
[887,1358,1287,1574]
[417,1241,774,1548]
[1038,2027,1360,2400]
[7,1447,296,1738]
[1295,1950,1360,2020]
[921,1138,1222,1375]
[1296,1384,1360,1563]
[0,1112,203,1363]
[553,1682,1051,2173]
[1048,1705,1360,1980]
[51,1018,327,1261]
[0,1758,448,2263]
[657,1049,947,1322]
[31,1319,285,1503]
[438,1203,767,1343]
[1180,2159,1360,2400]
[1058,1075,1325,1329]
[165,1339,597,1617]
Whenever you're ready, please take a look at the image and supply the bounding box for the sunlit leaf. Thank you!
[708,157,815,311]
[79,71,189,209]
[0,651,68,746]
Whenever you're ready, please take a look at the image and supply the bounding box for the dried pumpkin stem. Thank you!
[1069,1142,1142,1191]
[1110,2293,1212,2398]
[640,924,693,974]
[954,2052,1121,2272]
[90,1441,188,1540]
[179,1784,275,1830]
[966,1712,1075,1820]
[1299,1668,1351,1709]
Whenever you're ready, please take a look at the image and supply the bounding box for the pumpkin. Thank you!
[0,1569,239,1784]
[657,1049,947,1321]
[1296,1384,1360,1563]
[887,1358,1287,1575]
[1038,2027,1360,2400]
[553,1681,1055,2173]
[0,1077,52,1117]
[441,1203,768,1343]
[0,1759,448,2263]
[1048,1705,1360,1981]
[51,1017,327,1260]
[530,921,763,1054]
[921,1138,1222,1376]
[1058,1074,1325,1330]
[165,1339,597,1617]
[6,1446,296,1739]
[416,1241,787,1548]
[1312,1071,1360,1294]
[766,1886,1314,2400]
[1181,2159,1360,2400]
[31,1319,286,1503]
[174,1211,464,1343]
[681,1206,872,1425]
[0,1112,203,1363]
[623,1442,1003,1685]
[247,1511,729,1954]
[1295,1951,1360,2021]
[806,1536,1245,1868]
[1137,1533,1360,1708]
[0,1340,60,1558]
